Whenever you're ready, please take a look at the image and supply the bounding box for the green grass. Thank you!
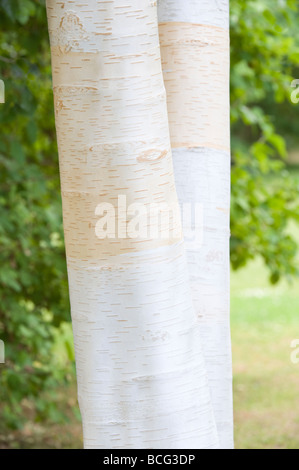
[231,228,299,448]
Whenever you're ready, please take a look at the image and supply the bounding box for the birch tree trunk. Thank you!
[46,0,221,449]
[158,0,234,448]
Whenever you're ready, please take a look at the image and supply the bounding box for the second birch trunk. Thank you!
[158,0,233,449]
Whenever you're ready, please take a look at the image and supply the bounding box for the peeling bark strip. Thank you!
[158,0,234,449]
[46,1,219,448]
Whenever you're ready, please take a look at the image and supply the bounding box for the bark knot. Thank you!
[137,149,169,163]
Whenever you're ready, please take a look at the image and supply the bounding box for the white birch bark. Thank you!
[158,0,234,449]
[46,0,219,449]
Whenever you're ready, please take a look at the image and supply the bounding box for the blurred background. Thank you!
[0,0,299,449]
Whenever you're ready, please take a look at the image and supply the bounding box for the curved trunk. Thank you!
[158,0,233,448]
[46,0,219,449]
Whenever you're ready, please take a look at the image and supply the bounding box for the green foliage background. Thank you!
[0,0,299,431]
